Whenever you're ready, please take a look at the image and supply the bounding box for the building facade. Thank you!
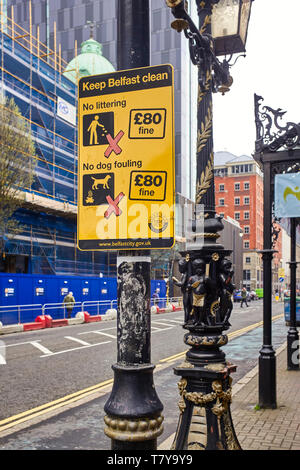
[7,0,198,200]
[3,0,200,280]
[214,151,282,291]
[0,6,115,276]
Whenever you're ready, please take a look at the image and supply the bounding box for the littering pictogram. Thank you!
[87,116,107,145]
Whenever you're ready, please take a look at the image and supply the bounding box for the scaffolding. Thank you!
[0,1,115,276]
[0,0,78,206]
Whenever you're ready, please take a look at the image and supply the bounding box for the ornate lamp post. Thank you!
[166,0,253,450]
[254,94,300,406]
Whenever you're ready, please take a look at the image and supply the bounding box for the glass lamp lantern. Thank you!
[212,0,253,56]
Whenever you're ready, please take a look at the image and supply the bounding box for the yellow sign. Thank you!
[77,64,175,251]
[278,268,285,278]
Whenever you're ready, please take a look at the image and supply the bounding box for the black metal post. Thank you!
[258,161,277,408]
[104,1,164,450]
[168,0,241,450]
[287,217,300,370]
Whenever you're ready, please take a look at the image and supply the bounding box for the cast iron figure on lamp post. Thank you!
[166,0,253,450]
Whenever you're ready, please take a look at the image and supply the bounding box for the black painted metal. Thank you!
[167,0,243,450]
[254,93,300,406]
[117,0,150,70]
[287,218,300,370]
[104,1,163,450]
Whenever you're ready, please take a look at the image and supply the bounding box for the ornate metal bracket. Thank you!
[166,0,232,93]
[254,93,300,153]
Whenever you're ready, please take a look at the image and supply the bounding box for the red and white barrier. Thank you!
[0,303,182,335]
[0,309,118,335]
[152,303,183,314]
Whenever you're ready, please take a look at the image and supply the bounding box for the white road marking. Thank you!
[30,341,53,356]
[40,341,111,358]
[152,327,173,333]
[64,336,91,346]
[152,321,176,327]
[87,331,117,339]
[167,320,183,324]
[6,340,44,348]
[78,327,116,336]
[0,355,6,365]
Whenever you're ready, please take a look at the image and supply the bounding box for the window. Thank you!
[234,197,240,205]
[243,270,251,281]
[214,168,228,177]
[219,199,225,206]
[219,184,225,192]
[244,196,250,205]
[234,212,240,220]
[244,182,250,190]
[153,10,162,31]
[246,257,251,263]
[244,226,250,234]
[232,164,253,174]
[244,211,250,220]
[244,241,250,249]
[234,183,240,191]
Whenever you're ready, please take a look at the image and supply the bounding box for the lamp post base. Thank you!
[172,360,240,450]
[104,364,164,450]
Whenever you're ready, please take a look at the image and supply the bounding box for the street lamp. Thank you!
[211,0,253,56]
[166,0,253,451]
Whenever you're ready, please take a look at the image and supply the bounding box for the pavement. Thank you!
[0,315,299,452]
[231,342,300,451]
[159,340,300,451]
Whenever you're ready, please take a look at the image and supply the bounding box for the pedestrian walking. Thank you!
[63,291,75,319]
[152,289,159,306]
[240,287,248,308]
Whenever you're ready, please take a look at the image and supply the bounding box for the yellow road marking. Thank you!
[0,313,284,433]
[159,313,284,364]
[0,379,113,432]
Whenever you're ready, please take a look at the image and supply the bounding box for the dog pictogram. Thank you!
[91,175,111,190]
[82,173,114,206]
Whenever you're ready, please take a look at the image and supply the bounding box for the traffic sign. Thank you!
[77,64,175,251]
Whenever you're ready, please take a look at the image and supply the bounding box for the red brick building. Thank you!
[214,152,282,291]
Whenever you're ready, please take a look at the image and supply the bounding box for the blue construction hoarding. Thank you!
[0,273,166,325]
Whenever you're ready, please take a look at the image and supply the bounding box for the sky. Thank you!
[213,0,300,157]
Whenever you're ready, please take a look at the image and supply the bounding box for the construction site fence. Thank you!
[0,297,183,326]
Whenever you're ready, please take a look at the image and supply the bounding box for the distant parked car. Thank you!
[234,289,252,302]
[233,290,242,302]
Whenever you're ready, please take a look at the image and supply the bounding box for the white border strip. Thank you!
[117,256,151,266]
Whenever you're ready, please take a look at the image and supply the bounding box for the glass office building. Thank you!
[7,0,198,199]
[0,6,114,275]
[3,0,198,279]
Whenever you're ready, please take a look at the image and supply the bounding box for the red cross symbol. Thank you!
[104,192,125,219]
[104,131,124,158]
